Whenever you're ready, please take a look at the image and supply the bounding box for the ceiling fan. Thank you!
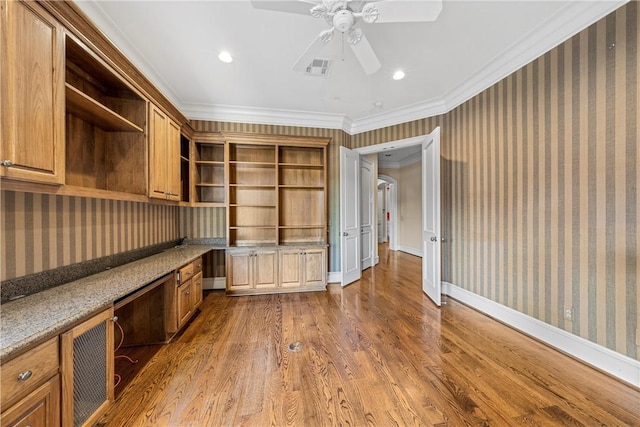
[251,0,443,75]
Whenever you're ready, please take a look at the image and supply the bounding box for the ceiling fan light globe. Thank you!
[333,10,355,33]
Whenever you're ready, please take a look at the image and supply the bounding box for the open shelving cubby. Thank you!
[64,34,147,196]
[193,133,226,206]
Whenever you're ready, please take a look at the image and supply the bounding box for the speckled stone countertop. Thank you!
[0,244,223,361]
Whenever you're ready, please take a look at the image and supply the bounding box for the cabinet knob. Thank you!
[0,160,14,167]
[17,370,32,381]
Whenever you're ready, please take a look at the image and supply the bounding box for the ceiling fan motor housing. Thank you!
[333,9,355,32]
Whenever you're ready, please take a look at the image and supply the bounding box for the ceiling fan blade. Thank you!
[293,31,330,72]
[349,32,381,75]
[366,0,442,23]
[250,0,320,16]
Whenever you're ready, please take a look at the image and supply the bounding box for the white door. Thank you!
[340,146,361,286]
[422,127,442,306]
[360,157,374,270]
[377,188,386,243]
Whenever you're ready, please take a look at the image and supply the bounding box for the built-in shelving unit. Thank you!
[224,133,328,247]
[64,35,147,195]
[193,133,225,206]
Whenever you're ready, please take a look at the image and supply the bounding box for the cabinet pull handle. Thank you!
[0,160,14,167]
[17,370,32,381]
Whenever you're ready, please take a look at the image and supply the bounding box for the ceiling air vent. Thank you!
[305,59,332,77]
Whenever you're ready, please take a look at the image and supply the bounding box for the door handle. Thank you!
[343,232,349,236]
[430,236,437,242]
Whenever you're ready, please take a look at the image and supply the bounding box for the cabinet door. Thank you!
[192,272,203,310]
[254,250,278,289]
[0,374,60,427]
[177,280,193,328]
[148,105,168,199]
[227,251,252,290]
[279,249,302,288]
[60,308,114,427]
[166,119,181,201]
[0,1,65,184]
[302,248,327,288]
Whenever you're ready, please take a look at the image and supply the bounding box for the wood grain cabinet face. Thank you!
[302,248,326,287]
[0,1,65,184]
[279,249,302,288]
[149,105,180,201]
[0,374,61,427]
[177,280,193,328]
[60,308,114,427]
[228,249,278,291]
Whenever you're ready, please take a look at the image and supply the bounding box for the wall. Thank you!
[398,161,423,254]
[0,190,180,281]
[189,120,349,272]
[349,2,638,360]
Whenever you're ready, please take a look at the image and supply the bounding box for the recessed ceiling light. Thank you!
[218,51,233,63]
[392,70,405,80]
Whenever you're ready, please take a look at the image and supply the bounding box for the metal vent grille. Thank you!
[73,321,107,427]
[305,58,332,77]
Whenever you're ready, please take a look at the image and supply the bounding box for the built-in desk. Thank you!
[0,244,222,361]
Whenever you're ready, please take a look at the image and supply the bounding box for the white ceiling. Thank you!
[75,0,626,134]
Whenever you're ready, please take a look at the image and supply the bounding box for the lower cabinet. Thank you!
[60,308,115,427]
[227,247,326,295]
[0,374,60,427]
[168,256,204,334]
[1,337,61,427]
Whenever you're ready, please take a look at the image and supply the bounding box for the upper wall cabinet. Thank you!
[0,1,65,185]
[149,105,181,201]
[64,35,147,196]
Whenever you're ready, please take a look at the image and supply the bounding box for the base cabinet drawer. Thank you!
[0,374,60,427]
[1,337,59,407]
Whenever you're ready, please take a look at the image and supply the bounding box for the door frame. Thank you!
[377,174,398,251]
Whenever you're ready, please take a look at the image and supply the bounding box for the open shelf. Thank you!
[193,134,225,205]
[64,35,147,195]
[65,84,143,133]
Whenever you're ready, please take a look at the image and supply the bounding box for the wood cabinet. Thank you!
[227,247,326,295]
[0,1,65,185]
[1,337,61,426]
[0,374,61,427]
[224,132,329,295]
[149,105,181,201]
[279,247,327,289]
[60,308,114,427]
[227,249,278,292]
[168,257,203,332]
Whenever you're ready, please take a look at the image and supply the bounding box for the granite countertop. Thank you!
[0,244,224,361]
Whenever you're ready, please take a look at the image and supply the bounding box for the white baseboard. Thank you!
[327,271,342,284]
[374,256,379,265]
[442,281,640,388]
[397,246,422,257]
[203,277,226,290]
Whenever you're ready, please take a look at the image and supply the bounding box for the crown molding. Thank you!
[443,0,629,112]
[76,0,628,136]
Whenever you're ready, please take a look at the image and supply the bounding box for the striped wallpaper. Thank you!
[0,190,180,281]
[349,2,639,359]
[189,120,349,271]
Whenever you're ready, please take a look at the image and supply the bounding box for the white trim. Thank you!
[374,255,379,265]
[182,103,348,131]
[327,271,342,284]
[348,98,447,135]
[397,246,422,258]
[441,282,640,389]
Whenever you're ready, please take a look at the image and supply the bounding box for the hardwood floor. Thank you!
[99,245,640,426]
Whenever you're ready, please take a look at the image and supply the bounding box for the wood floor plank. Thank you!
[98,245,640,426]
